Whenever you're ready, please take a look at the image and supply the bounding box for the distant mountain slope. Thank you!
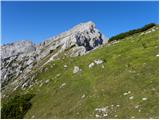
[1,24,159,119]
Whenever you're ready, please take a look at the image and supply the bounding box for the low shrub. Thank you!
[1,94,34,119]
[108,23,156,42]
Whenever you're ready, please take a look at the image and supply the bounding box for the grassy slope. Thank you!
[23,28,158,119]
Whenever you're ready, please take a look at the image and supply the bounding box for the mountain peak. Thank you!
[1,21,105,88]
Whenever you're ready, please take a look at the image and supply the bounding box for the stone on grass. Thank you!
[102,65,105,68]
[95,107,107,112]
[31,115,35,118]
[142,97,148,101]
[55,73,61,78]
[95,114,100,118]
[116,105,120,107]
[123,91,131,96]
[138,109,141,112]
[73,66,81,74]
[88,62,95,68]
[60,83,66,88]
[123,92,128,96]
[39,83,43,87]
[134,105,139,109]
[129,96,134,100]
[95,106,108,118]
[81,94,86,99]
[103,113,108,117]
[94,59,103,64]
[64,64,68,68]
[45,79,50,84]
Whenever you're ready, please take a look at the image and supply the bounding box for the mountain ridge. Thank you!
[1,21,105,91]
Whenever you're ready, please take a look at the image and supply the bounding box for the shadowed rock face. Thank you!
[75,30,103,51]
[1,21,105,89]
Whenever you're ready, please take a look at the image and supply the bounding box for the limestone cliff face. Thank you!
[1,21,105,89]
[35,21,103,61]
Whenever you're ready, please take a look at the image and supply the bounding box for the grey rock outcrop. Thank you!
[1,40,36,59]
[1,40,37,87]
[35,21,104,63]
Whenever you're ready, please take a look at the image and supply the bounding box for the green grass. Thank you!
[2,28,159,119]
[23,29,158,119]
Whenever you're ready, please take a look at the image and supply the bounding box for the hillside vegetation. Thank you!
[2,25,159,119]
[109,23,156,42]
[1,94,34,119]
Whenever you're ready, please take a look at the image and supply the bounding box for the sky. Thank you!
[1,1,159,45]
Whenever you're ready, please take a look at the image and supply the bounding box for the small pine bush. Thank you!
[1,94,34,119]
[108,23,156,42]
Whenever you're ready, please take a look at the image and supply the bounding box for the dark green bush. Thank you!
[142,42,147,48]
[109,23,156,42]
[1,94,34,119]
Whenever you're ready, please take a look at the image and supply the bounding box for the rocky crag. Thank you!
[1,21,104,92]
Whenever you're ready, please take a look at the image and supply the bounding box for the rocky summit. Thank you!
[1,21,104,89]
[35,21,103,61]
